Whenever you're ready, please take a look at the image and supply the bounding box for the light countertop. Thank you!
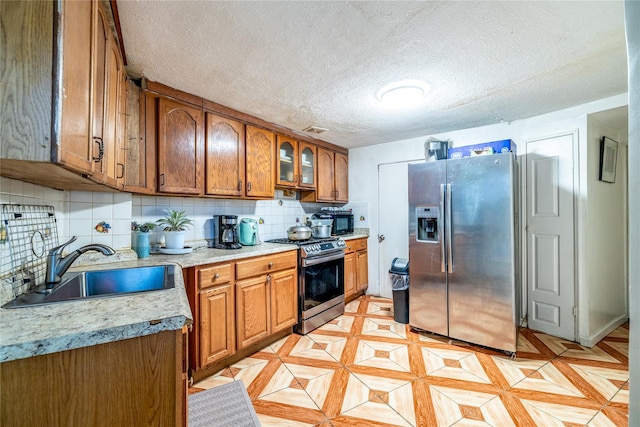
[0,234,369,363]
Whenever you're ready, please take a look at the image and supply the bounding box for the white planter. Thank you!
[163,230,186,249]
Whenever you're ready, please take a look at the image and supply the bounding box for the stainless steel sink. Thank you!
[2,265,176,308]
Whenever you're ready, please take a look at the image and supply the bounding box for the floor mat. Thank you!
[189,380,261,427]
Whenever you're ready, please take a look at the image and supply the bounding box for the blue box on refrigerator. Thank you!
[448,139,516,159]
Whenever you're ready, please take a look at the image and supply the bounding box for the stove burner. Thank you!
[266,237,345,259]
[265,237,338,246]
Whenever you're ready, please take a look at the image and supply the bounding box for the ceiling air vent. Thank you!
[302,125,328,134]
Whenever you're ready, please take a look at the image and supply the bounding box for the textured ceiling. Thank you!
[117,1,628,149]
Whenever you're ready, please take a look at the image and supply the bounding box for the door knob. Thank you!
[378,234,385,243]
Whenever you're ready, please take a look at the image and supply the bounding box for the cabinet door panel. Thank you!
[270,268,298,332]
[205,113,245,196]
[298,142,316,189]
[316,147,335,201]
[344,252,356,299]
[200,284,235,367]
[98,37,122,187]
[356,249,368,291]
[89,5,108,183]
[245,126,275,198]
[59,0,93,173]
[236,276,270,349]
[157,98,203,194]
[276,134,297,187]
[335,152,349,203]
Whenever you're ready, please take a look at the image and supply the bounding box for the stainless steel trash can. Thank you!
[389,257,409,324]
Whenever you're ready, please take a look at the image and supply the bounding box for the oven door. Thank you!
[300,251,344,320]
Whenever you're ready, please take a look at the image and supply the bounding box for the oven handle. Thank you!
[301,251,345,267]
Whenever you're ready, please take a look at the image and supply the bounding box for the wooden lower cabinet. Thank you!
[344,251,356,298]
[344,238,369,301]
[270,268,298,333]
[236,251,298,350]
[236,275,271,349]
[199,283,235,367]
[187,250,298,372]
[356,247,369,292]
[1,330,186,427]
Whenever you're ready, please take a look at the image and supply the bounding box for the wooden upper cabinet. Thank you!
[298,141,316,189]
[314,147,348,203]
[276,134,297,187]
[316,147,336,201]
[157,97,204,194]
[334,152,349,203]
[91,6,123,187]
[276,136,316,190]
[245,125,275,198]
[205,113,245,197]
[58,0,94,174]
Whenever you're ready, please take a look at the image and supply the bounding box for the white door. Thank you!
[378,162,410,298]
[526,133,576,340]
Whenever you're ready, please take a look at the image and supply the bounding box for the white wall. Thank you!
[349,93,628,337]
[582,115,628,345]
[623,0,639,422]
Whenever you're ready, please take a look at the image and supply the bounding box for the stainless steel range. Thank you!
[266,237,345,334]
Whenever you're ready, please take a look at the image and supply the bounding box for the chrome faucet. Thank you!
[45,236,116,288]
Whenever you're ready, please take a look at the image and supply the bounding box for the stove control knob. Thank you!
[336,240,346,247]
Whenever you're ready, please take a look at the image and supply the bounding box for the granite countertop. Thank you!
[0,243,298,363]
[0,233,369,363]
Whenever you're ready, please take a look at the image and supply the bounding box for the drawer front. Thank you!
[198,263,232,289]
[236,251,297,280]
[356,238,367,251]
[345,238,367,254]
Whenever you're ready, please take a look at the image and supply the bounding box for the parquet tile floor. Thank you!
[191,295,629,426]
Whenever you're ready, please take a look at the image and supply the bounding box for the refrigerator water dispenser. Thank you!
[416,206,439,242]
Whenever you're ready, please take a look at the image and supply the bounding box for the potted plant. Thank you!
[131,221,156,258]
[156,209,193,249]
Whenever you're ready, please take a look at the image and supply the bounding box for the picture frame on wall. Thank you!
[599,136,618,183]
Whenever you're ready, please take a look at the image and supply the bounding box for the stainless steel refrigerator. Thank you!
[408,152,519,353]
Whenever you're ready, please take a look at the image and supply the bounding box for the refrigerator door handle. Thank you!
[440,184,446,273]
[446,183,453,273]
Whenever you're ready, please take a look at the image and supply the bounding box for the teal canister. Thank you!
[239,218,260,246]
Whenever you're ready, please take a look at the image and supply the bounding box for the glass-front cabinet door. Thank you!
[277,134,297,187]
[298,142,315,189]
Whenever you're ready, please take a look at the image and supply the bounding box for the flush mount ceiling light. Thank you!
[376,79,430,106]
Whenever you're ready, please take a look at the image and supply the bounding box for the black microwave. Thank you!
[313,213,354,235]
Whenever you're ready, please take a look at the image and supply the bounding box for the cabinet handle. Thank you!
[237,180,243,191]
[92,137,104,162]
[266,275,271,283]
[247,182,252,192]
[213,273,220,281]
[268,262,273,269]
[117,163,125,179]
[160,173,165,186]
[188,324,193,333]
[335,190,339,199]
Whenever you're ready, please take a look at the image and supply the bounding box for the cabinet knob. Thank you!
[268,262,273,269]
[213,273,220,280]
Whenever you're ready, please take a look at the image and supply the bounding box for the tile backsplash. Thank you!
[0,177,350,281]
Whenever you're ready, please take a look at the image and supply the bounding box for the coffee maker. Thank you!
[213,215,241,249]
